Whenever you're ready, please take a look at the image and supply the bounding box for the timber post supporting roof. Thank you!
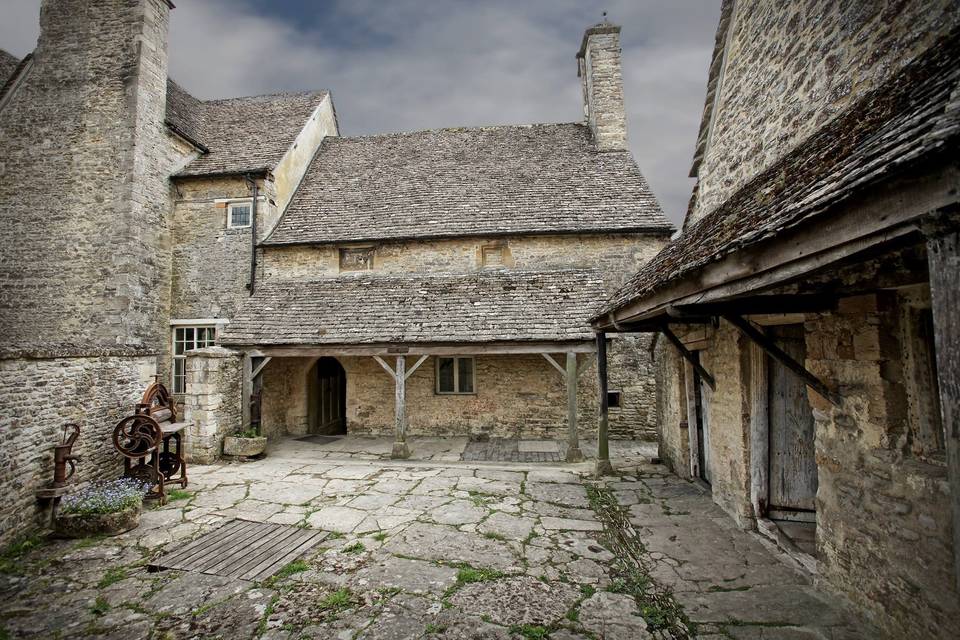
[164,80,330,178]
[219,269,606,349]
[595,25,960,328]
[263,123,673,246]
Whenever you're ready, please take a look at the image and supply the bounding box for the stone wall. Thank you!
[182,347,242,463]
[0,0,188,356]
[807,293,958,638]
[0,355,156,547]
[654,340,690,479]
[262,233,665,295]
[257,337,658,443]
[170,176,275,321]
[691,0,960,223]
[0,0,183,546]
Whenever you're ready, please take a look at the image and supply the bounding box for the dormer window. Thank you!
[227,202,252,229]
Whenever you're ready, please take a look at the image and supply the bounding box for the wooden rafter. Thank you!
[723,314,842,407]
[541,353,566,376]
[660,326,716,391]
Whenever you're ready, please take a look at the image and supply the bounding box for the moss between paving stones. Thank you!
[586,482,695,639]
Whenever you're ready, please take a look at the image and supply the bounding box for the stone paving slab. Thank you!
[0,437,873,640]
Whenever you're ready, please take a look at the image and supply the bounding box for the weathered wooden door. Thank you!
[309,357,346,435]
[768,324,817,514]
[693,352,712,484]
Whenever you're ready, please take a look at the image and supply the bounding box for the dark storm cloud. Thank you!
[0,0,721,225]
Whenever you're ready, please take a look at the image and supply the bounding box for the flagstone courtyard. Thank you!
[0,438,874,639]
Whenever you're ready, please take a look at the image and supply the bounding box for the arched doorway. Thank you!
[308,357,347,435]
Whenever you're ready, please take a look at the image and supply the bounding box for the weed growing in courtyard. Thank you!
[482,531,506,541]
[342,541,365,554]
[264,560,311,587]
[424,623,447,634]
[165,489,192,502]
[372,532,388,542]
[0,534,45,574]
[455,565,503,585]
[91,596,110,616]
[97,566,129,588]
[509,624,549,640]
[318,588,354,614]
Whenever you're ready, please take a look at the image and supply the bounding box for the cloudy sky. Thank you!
[1,0,720,226]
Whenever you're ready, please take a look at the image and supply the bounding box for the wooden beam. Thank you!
[251,356,272,379]
[667,295,836,319]
[925,217,960,591]
[372,355,397,380]
[602,164,959,330]
[661,326,716,391]
[595,333,613,476]
[392,355,410,459]
[541,353,566,376]
[255,341,597,358]
[724,314,841,407]
[565,352,584,463]
[404,355,429,381]
[577,353,597,377]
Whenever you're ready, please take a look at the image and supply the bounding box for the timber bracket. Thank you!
[660,325,716,391]
[724,314,843,407]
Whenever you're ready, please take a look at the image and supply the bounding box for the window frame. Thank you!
[435,356,476,395]
[226,201,253,229]
[171,324,218,394]
[607,390,623,411]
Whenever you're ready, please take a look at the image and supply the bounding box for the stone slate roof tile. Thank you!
[220,269,605,346]
[263,123,672,245]
[600,26,960,318]
[0,49,19,87]
[164,80,329,177]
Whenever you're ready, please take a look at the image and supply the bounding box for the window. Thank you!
[227,202,252,228]
[339,247,374,271]
[436,356,475,394]
[172,326,217,393]
[481,246,504,267]
[607,391,622,410]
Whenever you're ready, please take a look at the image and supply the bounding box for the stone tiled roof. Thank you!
[263,123,671,245]
[220,269,605,346]
[0,49,19,87]
[165,80,329,177]
[600,26,960,319]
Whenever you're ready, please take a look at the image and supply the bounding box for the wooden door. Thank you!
[309,358,346,435]
[768,324,817,514]
[693,352,712,484]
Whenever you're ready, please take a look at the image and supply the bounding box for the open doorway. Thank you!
[308,357,346,435]
[690,351,713,485]
[766,324,818,556]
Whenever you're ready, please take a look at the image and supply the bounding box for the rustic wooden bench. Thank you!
[113,382,188,503]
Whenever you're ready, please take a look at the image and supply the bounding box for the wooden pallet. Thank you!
[149,519,326,581]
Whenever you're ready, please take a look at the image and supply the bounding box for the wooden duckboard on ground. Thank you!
[148,519,326,581]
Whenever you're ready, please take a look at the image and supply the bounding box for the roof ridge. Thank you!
[326,122,587,142]
[200,89,329,105]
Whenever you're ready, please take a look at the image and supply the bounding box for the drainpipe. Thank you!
[244,174,259,294]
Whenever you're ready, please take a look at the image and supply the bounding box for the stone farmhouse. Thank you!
[594,1,960,638]
[0,0,672,544]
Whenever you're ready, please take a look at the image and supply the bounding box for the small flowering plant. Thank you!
[60,478,150,516]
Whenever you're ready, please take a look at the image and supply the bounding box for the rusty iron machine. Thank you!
[35,423,81,523]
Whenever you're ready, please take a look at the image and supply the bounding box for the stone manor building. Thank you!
[595,2,960,638]
[0,0,671,544]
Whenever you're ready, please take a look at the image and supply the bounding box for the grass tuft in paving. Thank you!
[587,483,695,639]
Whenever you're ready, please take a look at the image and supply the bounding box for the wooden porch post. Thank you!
[392,355,410,459]
[241,352,253,432]
[926,220,960,590]
[749,341,769,518]
[566,352,585,462]
[595,332,613,476]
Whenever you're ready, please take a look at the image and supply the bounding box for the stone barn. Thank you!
[0,0,669,546]
[593,2,960,638]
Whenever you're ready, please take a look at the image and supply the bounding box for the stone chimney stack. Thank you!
[577,22,628,151]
